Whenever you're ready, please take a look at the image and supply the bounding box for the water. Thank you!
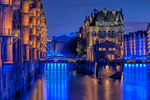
[13,63,150,100]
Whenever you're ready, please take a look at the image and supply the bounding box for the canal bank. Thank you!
[0,60,42,100]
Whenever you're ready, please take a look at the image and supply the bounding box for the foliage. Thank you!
[61,36,86,58]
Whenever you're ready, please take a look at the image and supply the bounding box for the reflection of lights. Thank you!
[58,63,60,69]
[132,64,134,67]
[136,64,138,67]
[124,64,127,67]
[143,64,146,67]
[140,64,142,67]
[129,64,131,67]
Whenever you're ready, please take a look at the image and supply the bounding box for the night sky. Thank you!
[41,0,150,39]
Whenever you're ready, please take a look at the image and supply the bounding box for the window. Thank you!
[113,48,116,51]
[109,48,112,51]
[95,20,99,26]
[98,31,101,37]
[99,48,102,51]
[103,48,106,51]
[103,31,106,37]
[108,31,111,37]
[112,31,116,37]
[92,31,96,36]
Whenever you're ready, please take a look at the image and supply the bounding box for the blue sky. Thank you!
[41,0,150,39]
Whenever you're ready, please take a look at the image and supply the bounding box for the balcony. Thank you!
[22,9,29,14]
[23,40,29,45]
[13,0,20,10]
[0,29,14,37]
[22,22,29,27]
[28,0,34,4]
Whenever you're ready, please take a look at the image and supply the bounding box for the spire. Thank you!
[116,11,123,22]
[114,11,123,24]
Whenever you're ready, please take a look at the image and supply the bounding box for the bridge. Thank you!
[124,55,150,63]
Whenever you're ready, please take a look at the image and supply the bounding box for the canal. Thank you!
[12,63,150,100]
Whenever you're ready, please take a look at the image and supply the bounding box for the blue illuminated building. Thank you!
[124,30,149,61]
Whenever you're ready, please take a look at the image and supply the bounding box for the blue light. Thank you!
[58,63,60,69]
[65,63,67,69]
[136,64,138,67]
[132,64,134,67]
[51,63,53,69]
[143,64,146,67]
[140,64,142,67]
[124,64,127,68]
[129,64,131,67]
[61,63,64,66]
[54,63,56,69]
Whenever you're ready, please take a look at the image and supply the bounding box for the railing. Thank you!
[0,0,12,5]
[22,9,29,14]
[22,22,29,27]
[0,29,13,36]
[23,40,29,45]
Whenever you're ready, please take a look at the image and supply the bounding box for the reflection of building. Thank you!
[46,39,54,57]
[147,23,150,54]
[52,32,76,54]
[124,31,148,61]
[85,8,124,61]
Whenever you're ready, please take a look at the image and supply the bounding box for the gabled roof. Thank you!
[89,9,123,26]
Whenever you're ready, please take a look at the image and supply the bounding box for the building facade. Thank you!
[0,0,47,98]
[85,8,124,62]
[124,31,148,61]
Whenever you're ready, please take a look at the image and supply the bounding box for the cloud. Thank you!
[62,3,112,9]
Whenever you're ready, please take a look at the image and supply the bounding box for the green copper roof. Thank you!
[89,9,123,26]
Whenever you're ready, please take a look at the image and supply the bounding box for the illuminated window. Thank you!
[99,48,102,51]
[109,48,112,51]
[113,48,116,51]
[98,31,101,37]
[103,48,106,51]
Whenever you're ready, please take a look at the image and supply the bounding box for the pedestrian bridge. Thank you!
[39,57,86,63]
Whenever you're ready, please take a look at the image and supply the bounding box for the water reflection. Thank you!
[123,63,150,100]
[17,63,150,100]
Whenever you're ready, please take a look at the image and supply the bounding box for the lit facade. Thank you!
[0,0,47,98]
[124,31,148,61]
[85,8,124,61]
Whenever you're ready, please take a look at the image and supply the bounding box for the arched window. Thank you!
[92,31,96,36]
[98,31,101,37]
[108,31,111,37]
[112,31,116,37]
[103,31,106,37]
